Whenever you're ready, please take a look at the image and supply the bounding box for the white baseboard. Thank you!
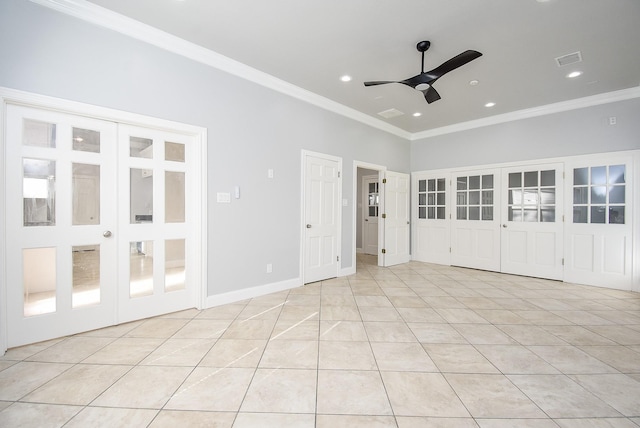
[205,277,302,308]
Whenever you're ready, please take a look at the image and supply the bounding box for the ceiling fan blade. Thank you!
[426,50,482,80]
[422,86,441,104]
[363,81,397,86]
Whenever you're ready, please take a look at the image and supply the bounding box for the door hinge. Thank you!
[338,171,341,178]
[382,178,387,184]
[382,249,386,254]
[563,171,565,179]
[449,247,452,253]
[562,258,565,266]
[381,213,387,219]
[337,255,340,262]
[562,215,565,222]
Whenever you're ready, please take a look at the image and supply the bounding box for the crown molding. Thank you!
[410,86,640,141]
[29,0,411,140]
[27,0,640,143]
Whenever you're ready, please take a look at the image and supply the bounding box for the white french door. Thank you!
[303,152,341,283]
[117,124,195,322]
[412,172,451,265]
[5,105,118,347]
[451,169,501,271]
[382,171,410,267]
[500,163,564,280]
[564,156,633,289]
[362,175,379,255]
[4,103,201,348]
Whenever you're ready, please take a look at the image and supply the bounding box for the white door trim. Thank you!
[634,154,640,293]
[0,87,207,354]
[300,150,342,283]
[352,161,386,270]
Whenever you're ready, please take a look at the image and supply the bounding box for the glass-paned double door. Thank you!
[5,105,195,348]
[413,163,564,280]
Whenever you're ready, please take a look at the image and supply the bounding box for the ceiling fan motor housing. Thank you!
[416,40,431,52]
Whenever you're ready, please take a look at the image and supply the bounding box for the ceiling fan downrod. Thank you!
[416,40,431,74]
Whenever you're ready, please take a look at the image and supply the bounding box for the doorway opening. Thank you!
[354,162,385,272]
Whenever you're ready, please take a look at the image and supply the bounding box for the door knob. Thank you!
[502,224,507,228]
[365,219,368,222]
[306,224,312,228]
[103,230,113,237]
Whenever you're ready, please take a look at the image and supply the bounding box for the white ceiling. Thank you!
[86,0,640,134]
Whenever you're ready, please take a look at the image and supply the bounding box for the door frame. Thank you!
[300,150,342,283]
[361,174,379,256]
[353,161,386,269]
[0,87,208,354]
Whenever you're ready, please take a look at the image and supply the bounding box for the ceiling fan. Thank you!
[364,41,482,104]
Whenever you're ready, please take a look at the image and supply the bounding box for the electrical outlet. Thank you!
[609,116,617,125]
[266,263,272,273]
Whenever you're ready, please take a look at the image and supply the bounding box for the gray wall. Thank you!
[411,98,640,171]
[0,0,410,296]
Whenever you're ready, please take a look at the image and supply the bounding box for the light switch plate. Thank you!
[217,192,231,203]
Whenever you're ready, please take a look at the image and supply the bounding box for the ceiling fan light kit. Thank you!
[364,40,482,104]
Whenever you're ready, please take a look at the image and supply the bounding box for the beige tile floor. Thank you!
[2,254,640,427]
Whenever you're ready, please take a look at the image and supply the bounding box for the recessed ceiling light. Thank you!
[567,71,582,78]
[340,75,352,82]
[413,112,422,117]
[485,102,496,108]
[469,79,479,86]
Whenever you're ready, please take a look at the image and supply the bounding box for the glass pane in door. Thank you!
[73,163,100,225]
[165,239,185,292]
[165,141,185,162]
[130,136,153,158]
[165,171,185,223]
[130,241,154,298]
[23,159,56,226]
[72,245,100,308]
[23,119,56,148]
[23,247,56,316]
[72,127,100,153]
[130,168,153,224]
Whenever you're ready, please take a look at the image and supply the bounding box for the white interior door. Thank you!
[383,171,410,266]
[564,157,633,290]
[413,173,451,265]
[451,169,501,271]
[362,175,379,255]
[117,124,196,322]
[303,153,341,283]
[5,105,117,347]
[501,164,564,280]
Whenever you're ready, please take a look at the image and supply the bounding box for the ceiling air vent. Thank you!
[377,108,404,119]
[555,51,582,67]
